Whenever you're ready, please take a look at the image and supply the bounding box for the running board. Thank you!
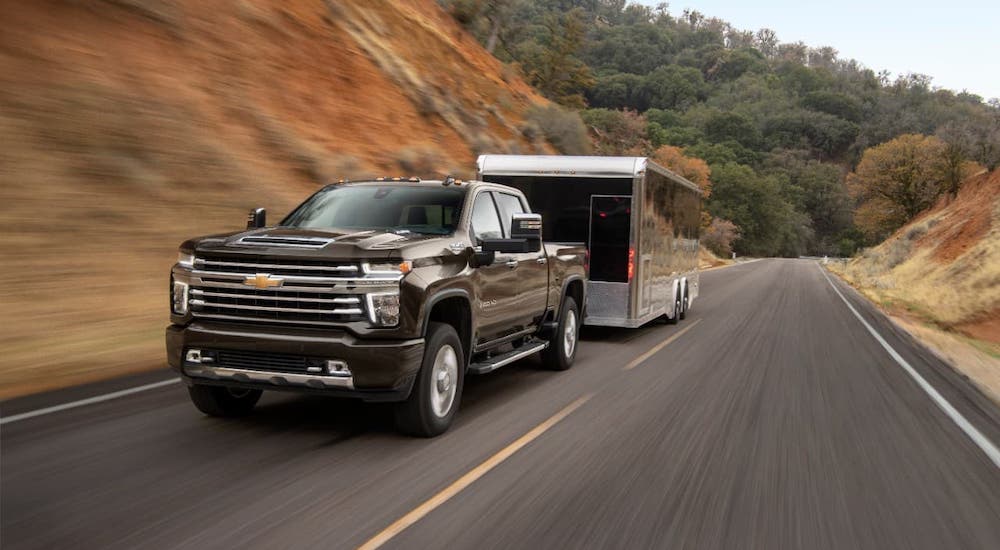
[468,341,549,375]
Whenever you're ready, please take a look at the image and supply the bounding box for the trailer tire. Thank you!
[394,322,464,437]
[668,294,681,325]
[188,385,262,417]
[680,289,688,320]
[542,296,579,371]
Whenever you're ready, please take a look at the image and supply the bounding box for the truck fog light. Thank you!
[186,349,203,363]
[366,292,401,326]
[326,360,351,377]
[172,279,189,315]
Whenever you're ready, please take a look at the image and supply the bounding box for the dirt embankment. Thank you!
[0,0,547,399]
[831,169,1000,401]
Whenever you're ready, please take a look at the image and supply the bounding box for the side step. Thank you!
[468,340,549,375]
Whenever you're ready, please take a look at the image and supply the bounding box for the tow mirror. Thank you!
[510,213,542,251]
[480,213,543,255]
[246,207,266,229]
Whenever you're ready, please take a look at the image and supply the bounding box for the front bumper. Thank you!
[166,321,424,402]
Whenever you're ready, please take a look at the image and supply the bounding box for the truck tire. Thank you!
[188,385,262,417]
[542,296,579,371]
[394,322,464,437]
[680,288,688,320]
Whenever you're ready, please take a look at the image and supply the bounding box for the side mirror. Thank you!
[510,213,542,251]
[246,207,266,229]
[480,213,543,255]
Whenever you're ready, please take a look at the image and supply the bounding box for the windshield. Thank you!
[280,185,467,235]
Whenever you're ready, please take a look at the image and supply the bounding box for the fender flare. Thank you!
[559,274,587,320]
[421,288,474,363]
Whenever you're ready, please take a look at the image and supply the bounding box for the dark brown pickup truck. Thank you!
[166,178,586,436]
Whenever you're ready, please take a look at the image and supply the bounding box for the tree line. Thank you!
[444,0,1000,256]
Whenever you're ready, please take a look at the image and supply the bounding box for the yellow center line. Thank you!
[358,393,594,550]
[623,318,702,371]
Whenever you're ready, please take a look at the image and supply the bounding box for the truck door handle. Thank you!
[536,257,547,264]
[505,259,518,269]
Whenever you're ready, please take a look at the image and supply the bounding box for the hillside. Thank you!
[0,0,547,398]
[831,169,999,399]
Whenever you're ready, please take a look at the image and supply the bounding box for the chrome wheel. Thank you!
[563,309,578,358]
[430,344,459,418]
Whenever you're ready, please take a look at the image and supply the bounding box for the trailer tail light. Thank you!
[627,247,635,281]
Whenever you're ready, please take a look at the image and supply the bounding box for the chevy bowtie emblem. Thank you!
[244,273,284,289]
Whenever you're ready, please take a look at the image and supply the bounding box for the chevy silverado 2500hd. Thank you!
[167,178,586,436]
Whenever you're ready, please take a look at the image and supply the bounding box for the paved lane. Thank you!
[3,259,999,549]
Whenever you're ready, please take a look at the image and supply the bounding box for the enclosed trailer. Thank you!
[477,155,701,328]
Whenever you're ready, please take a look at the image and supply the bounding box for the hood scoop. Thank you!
[236,235,335,248]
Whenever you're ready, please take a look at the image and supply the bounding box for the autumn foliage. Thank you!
[847,134,981,240]
[651,145,712,198]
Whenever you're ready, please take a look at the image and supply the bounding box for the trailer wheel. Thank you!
[188,385,262,417]
[668,294,681,325]
[394,322,464,437]
[542,296,579,371]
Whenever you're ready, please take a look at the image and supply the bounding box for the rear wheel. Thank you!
[188,385,262,417]
[542,296,579,370]
[394,322,464,437]
[680,288,689,320]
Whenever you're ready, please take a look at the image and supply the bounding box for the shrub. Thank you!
[395,146,444,175]
[524,104,591,155]
[701,217,741,257]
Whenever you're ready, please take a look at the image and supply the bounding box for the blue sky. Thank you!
[640,0,999,100]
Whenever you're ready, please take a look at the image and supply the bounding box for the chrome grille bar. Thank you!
[191,270,401,285]
[190,299,363,316]
[189,289,361,304]
[195,259,358,272]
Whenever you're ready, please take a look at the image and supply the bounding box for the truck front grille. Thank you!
[187,255,399,327]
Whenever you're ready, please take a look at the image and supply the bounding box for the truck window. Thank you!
[493,193,525,238]
[470,192,503,242]
[281,185,466,235]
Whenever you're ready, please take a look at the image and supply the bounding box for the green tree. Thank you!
[525,8,595,108]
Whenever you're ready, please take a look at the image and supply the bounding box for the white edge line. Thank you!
[817,263,1000,469]
[0,378,180,425]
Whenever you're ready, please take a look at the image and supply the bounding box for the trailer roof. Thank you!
[477,154,703,195]
[477,155,647,178]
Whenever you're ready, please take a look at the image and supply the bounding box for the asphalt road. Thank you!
[3,259,1000,549]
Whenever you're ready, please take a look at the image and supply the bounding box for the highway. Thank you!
[3,259,1000,549]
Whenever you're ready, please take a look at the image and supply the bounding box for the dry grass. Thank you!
[829,169,999,403]
[834,171,999,335]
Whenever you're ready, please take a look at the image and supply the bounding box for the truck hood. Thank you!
[182,227,453,261]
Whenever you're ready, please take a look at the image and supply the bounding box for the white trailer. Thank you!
[477,155,701,328]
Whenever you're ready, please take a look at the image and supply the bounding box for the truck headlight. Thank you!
[172,278,189,315]
[366,292,401,326]
[364,261,412,275]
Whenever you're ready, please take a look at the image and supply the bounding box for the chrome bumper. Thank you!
[183,364,355,390]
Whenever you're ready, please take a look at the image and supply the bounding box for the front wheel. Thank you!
[394,322,465,437]
[188,385,262,417]
[542,296,579,371]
